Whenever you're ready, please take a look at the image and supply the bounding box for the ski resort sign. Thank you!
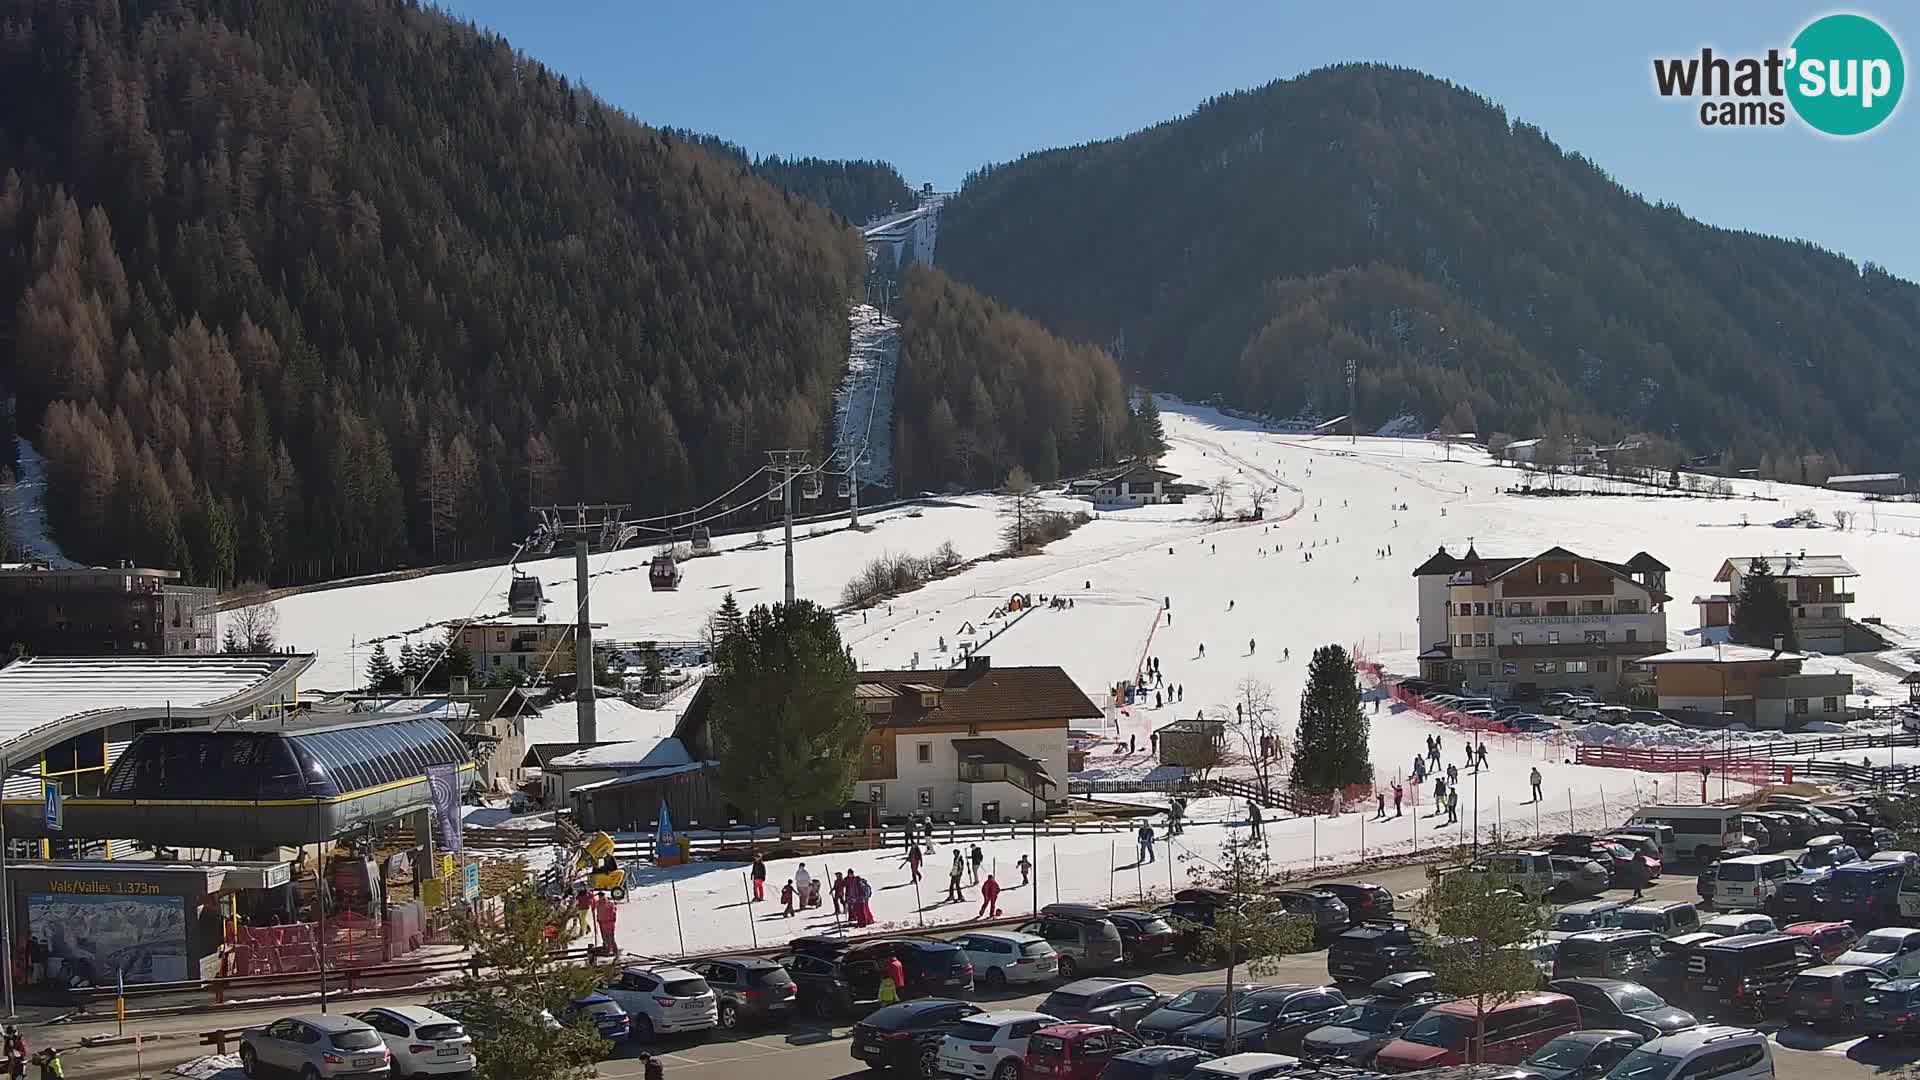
[1652,12,1904,135]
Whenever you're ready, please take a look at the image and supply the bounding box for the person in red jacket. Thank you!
[976,874,1001,919]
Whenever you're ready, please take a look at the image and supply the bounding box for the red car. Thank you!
[1026,1023,1143,1080]
[1785,920,1860,962]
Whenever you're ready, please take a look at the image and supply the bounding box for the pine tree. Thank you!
[708,600,866,828]
[397,640,420,688]
[708,592,745,658]
[1290,644,1372,795]
[1131,393,1168,458]
[366,642,399,692]
[447,888,609,1080]
[1730,556,1799,651]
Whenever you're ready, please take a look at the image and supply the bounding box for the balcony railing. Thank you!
[958,761,1054,798]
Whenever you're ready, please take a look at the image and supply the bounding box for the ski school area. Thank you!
[278,396,1920,958]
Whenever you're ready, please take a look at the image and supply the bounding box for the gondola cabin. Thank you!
[649,551,683,591]
[690,526,713,555]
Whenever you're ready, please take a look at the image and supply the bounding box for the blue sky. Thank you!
[440,1,1918,281]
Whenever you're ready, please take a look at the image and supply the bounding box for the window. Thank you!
[1478,663,1493,676]
[1474,603,1487,616]
[1459,634,1472,647]
[1474,634,1490,647]
[868,784,885,805]
[916,743,932,763]
[1823,696,1839,713]
[1585,630,1606,644]
[920,692,941,708]
[1794,698,1809,715]
[1509,602,1534,616]
[1556,572,1570,585]
[495,630,505,644]
[1566,661,1589,674]
[1547,601,1570,616]
[1596,659,1610,673]
[1534,661,1559,674]
[1511,632,1525,645]
[1822,606,1840,618]
[1617,598,1641,614]
[918,787,933,808]
[1548,631,1561,645]
[1503,662,1518,676]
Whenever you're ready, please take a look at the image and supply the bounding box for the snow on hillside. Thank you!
[1,435,78,567]
[833,305,898,487]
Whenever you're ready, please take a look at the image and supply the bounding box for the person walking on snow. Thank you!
[1392,780,1404,817]
[1249,638,1256,655]
[781,880,796,917]
[594,890,619,954]
[948,850,966,902]
[1198,643,1206,658]
[1017,854,1033,886]
[969,844,985,884]
[1137,823,1156,863]
[830,871,845,916]
[978,874,1002,918]
[1530,766,1543,803]
[1247,800,1265,843]
[794,864,813,906]
[905,842,924,883]
[1150,731,1159,757]
[1476,743,1489,771]
[1376,792,1386,819]
[750,854,767,901]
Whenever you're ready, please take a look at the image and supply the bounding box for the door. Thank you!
[256,1020,300,1069]
[983,801,1001,824]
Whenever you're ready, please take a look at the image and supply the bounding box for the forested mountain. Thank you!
[0,0,866,586]
[662,129,917,225]
[939,64,1920,475]
[893,265,1143,492]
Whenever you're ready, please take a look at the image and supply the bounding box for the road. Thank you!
[42,861,1912,1079]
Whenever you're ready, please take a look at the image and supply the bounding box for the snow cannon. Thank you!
[576,830,629,900]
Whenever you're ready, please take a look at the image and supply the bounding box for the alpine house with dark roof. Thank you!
[1411,545,1671,695]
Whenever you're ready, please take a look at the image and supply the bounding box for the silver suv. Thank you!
[241,1013,391,1078]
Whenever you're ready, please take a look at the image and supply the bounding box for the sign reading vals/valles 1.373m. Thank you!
[1653,12,1905,134]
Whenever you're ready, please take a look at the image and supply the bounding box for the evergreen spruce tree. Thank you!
[1730,556,1798,651]
[1289,644,1372,794]
[708,599,867,828]
[708,592,745,663]
[1131,393,1169,458]
[440,628,475,688]
[366,642,399,692]
[397,640,420,688]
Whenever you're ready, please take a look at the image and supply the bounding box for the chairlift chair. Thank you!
[838,476,853,498]
[802,473,823,500]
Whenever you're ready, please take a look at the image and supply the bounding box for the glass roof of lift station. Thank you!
[102,715,472,801]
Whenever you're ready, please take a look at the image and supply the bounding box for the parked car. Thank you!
[1859,975,1920,1038]
[1106,911,1180,966]
[1296,975,1451,1066]
[778,949,857,1018]
[1550,931,1665,982]
[1022,905,1127,977]
[1834,926,1920,976]
[1186,1054,1308,1080]
[1314,882,1396,926]
[1545,978,1697,1039]
[429,999,558,1043]
[1781,921,1859,963]
[1685,932,1818,1016]
[601,964,715,1041]
[955,931,1061,990]
[241,1013,391,1080]
[1134,984,1271,1045]
[1605,835,1664,879]
[850,999,986,1077]
[1175,984,1347,1055]
[1096,1046,1213,1080]
[1763,868,1833,925]
[1784,964,1886,1027]
[350,1006,472,1078]
[1271,889,1351,939]
[1824,860,1907,926]
[938,1009,1059,1080]
[1612,824,1680,866]
[1026,1024,1145,1080]
[1038,979,1165,1032]
[1618,902,1700,939]
[1547,900,1627,941]
[1372,992,1580,1071]
[1800,835,1851,869]
[1698,914,1776,939]
[561,993,632,1041]
[1605,1025,1773,1080]
[1515,1030,1647,1080]
[793,937,976,1001]
[687,955,796,1030]
[1326,921,1429,984]
[1547,857,1612,898]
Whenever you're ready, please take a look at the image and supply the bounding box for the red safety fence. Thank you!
[225,912,412,977]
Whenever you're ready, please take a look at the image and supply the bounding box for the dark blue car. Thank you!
[1826,861,1904,927]
[565,993,632,1040]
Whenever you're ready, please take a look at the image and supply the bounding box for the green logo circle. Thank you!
[1787,13,1905,136]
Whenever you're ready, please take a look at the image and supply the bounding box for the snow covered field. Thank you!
[277,397,1920,953]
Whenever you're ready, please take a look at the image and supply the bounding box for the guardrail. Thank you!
[1572,731,1920,773]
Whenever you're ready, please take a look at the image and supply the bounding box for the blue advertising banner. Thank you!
[425,763,463,852]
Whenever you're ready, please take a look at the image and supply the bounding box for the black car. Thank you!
[1273,889,1351,939]
[1133,983,1271,1044]
[1860,975,1920,1037]
[1176,984,1348,1055]
[1315,883,1396,926]
[1686,932,1818,1015]
[1039,978,1167,1033]
[1108,911,1180,966]
[850,999,984,1076]
[793,936,974,1001]
[1327,921,1428,984]
[1297,977,1451,1066]
[1099,1046,1214,1080]
[688,955,797,1029]
[1785,964,1887,1027]
[777,950,855,1018]
[1514,1030,1648,1080]
[1546,978,1698,1039]
[1550,931,1664,983]
[1763,874,1828,925]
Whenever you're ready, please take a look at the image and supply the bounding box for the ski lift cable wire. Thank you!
[397,538,534,695]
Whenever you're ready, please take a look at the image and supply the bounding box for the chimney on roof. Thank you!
[967,654,991,671]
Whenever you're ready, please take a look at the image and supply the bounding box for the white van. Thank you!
[1713,854,1798,912]
[1610,1025,1772,1080]
[1613,823,1680,865]
[1629,805,1754,864]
